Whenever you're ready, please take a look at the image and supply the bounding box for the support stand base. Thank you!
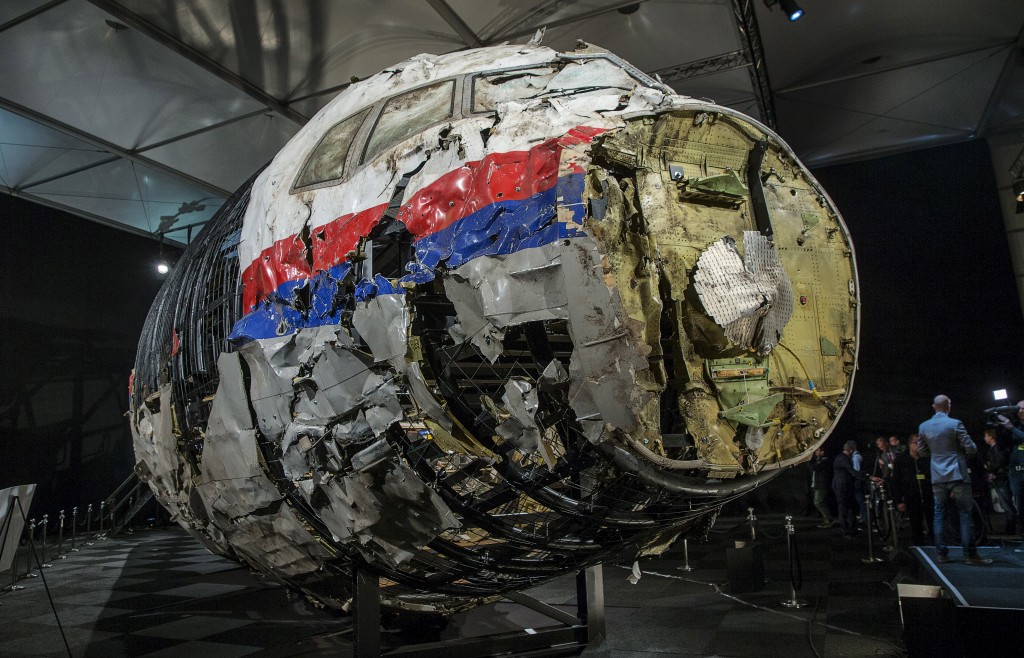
[780,598,807,609]
[351,562,605,657]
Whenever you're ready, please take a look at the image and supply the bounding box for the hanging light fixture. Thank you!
[779,0,804,21]
[156,235,171,274]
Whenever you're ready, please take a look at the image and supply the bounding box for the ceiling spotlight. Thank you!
[779,0,804,21]
[157,262,170,275]
[617,3,641,15]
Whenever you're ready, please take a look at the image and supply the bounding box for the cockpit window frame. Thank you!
[290,106,373,194]
[359,78,459,166]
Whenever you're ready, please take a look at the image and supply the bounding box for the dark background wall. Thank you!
[815,139,1024,447]
[2,138,1022,519]
[729,139,1024,514]
[0,195,178,517]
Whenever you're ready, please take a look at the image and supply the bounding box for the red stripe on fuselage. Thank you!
[240,125,608,311]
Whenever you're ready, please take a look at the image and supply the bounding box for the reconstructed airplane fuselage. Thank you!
[130,42,859,613]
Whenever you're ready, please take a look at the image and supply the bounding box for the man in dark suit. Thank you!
[918,394,991,565]
[833,440,880,538]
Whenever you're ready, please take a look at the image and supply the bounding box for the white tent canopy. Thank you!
[1,0,1021,243]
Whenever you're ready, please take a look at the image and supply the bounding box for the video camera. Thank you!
[984,405,1019,428]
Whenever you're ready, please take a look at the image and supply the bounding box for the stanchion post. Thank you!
[747,507,758,541]
[57,510,66,559]
[780,515,806,608]
[98,501,105,534]
[85,504,94,546]
[862,494,883,564]
[71,506,79,552]
[677,538,694,572]
[883,499,898,553]
[40,515,52,568]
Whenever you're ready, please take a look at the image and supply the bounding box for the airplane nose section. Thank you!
[586,110,858,476]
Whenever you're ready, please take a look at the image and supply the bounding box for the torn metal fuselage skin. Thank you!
[129,42,859,614]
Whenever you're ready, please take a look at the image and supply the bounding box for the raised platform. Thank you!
[906,544,1024,657]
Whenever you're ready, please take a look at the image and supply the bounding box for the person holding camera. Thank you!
[997,400,1024,537]
[892,439,928,545]
[917,395,991,565]
[981,428,1016,535]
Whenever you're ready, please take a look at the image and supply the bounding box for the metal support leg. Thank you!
[8,552,24,590]
[575,564,605,648]
[5,498,25,591]
[23,520,38,579]
[747,507,758,541]
[677,538,694,572]
[352,559,380,658]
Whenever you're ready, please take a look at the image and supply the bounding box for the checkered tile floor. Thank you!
[0,518,909,657]
[0,528,345,657]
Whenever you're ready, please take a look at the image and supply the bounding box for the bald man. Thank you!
[918,395,991,565]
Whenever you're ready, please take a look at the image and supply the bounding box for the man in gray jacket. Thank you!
[918,394,991,565]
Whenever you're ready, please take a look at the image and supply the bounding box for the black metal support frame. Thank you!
[352,563,606,657]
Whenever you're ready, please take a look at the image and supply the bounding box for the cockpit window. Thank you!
[294,107,371,191]
[362,80,455,164]
[472,66,558,113]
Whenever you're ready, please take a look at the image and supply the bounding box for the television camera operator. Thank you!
[995,400,1024,538]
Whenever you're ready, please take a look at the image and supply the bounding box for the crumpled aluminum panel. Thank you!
[693,231,794,354]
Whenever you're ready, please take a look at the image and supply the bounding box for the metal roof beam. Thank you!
[0,95,231,198]
[13,109,268,193]
[425,0,483,47]
[85,0,308,127]
[16,155,120,191]
[0,182,172,242]
[730,0,776,129]
[651,49,750,84]
[0,0,68,35]
[975,23,1024,138]
[135,109,270,152]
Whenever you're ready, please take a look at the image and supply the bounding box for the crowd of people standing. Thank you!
[810,397,1024,564]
